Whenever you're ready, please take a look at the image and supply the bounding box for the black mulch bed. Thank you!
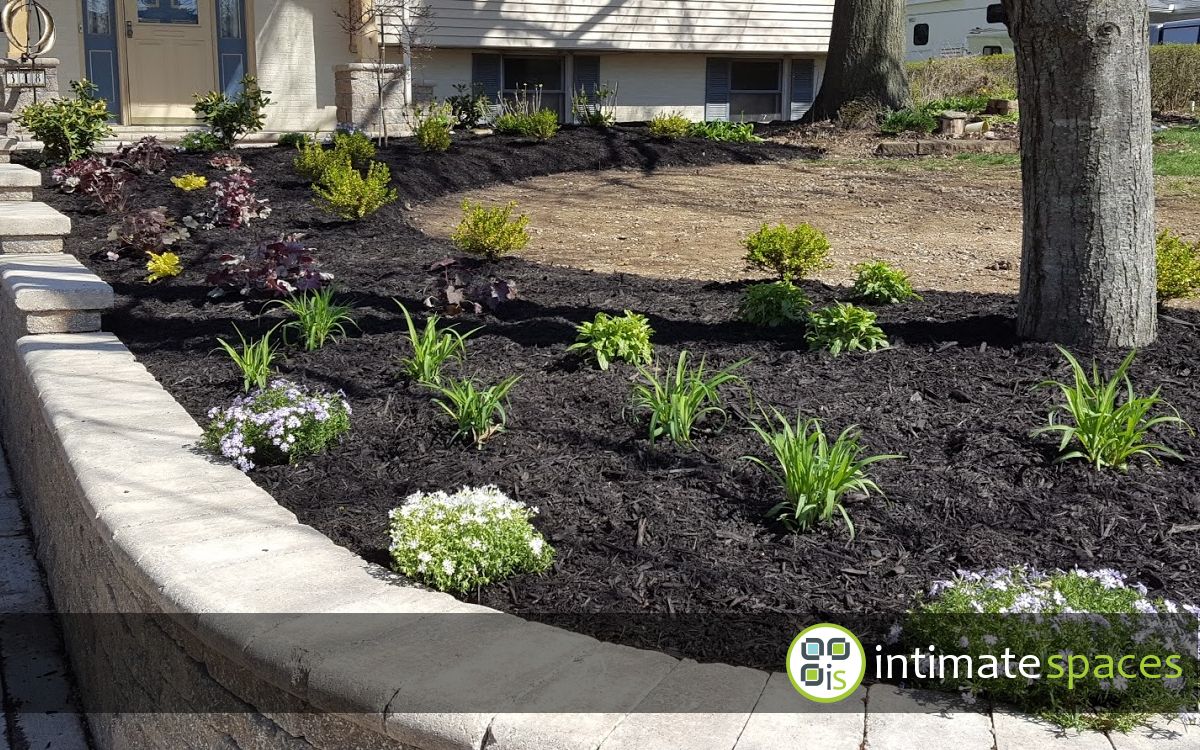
[34,126,1200,669]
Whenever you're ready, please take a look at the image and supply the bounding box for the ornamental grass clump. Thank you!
[215,326,277,392]
[632,352,748,446]
[397,302,478,385]
[805,302,889,355]
[742,411,901,538]
[743,223,831,283]
[452,200,530,260]
[202,380,351,472]
[428,375,520,448]
[276,288,357,351]
[388,485,554,593]
[1156,229,1200,302]
[903,566,1200,732]
[1033,347,1191,471]
[738,281,811,327]
[567,310,654,370]
[852,261,922,304]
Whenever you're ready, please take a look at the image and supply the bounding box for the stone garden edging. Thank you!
[0,168,1172,750]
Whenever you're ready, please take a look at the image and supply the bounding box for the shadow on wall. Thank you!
[254,0,351,131]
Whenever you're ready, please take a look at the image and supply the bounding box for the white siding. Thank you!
[403,0,833,53]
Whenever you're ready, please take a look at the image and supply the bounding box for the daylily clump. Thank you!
[388,485,553,593]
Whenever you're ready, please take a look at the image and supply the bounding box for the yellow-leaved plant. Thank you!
[170,173,208,191]
[146,251,183,283]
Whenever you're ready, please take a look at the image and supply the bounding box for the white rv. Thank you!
[906,0,1012,60]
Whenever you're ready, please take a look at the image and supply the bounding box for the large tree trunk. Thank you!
[1005,0,1157,347]
[804,0,910,122]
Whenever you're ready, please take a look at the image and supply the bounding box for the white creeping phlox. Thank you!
[388,485,554,594]
[202,379,351,471]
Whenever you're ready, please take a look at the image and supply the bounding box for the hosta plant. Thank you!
[215,326,277,392]
[145,251,182,283]
[207,235,331,297]
[206,172,270,228]
[388,485,553,594]
[805,302,889,355]
[171,173,208,191]
[744,223,831,283]
[428,375,521,448]
[852,261,922,304]
[452,201,530,260]
[1156,229,1200,302]
[1033,347,1191,471]
[632,352,748,446]
[743,411,901,538]
[738,281,811,327]
[107,207,190,256]
[567,310,654,370]
[904,567,1200,732]
[313,160,397,220]
[276,288,357,351]
[397,302,478,385]
[202,380,351,472]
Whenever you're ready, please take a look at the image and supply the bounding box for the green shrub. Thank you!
[904,566,1200,732]
[567,310,654,370]
[18,80,113,164]
[428,375,521,447]
[215,326,277,392]
[451,200,530,260]
[331,129,376,167]
[632,351,748,446]
[275,288,356,351]
[1033,347,1191,471]
[1156,229,1200,302]
[743,222,831,283]
[688,120,763,142]
[738,281,811,327]
[414,103,454,152]
[202,380,351,472]
[743,411,900,538]
[192,75,271,148]
[313,160,397,220]
[852,261,922,304]
[881,108,938,135]
[397,302,478,385]
[293,140,349,181]
[388,485,554,593]
[805,302,889,355]
[180,131,222,154]
[1150,45,1200,113]
[648,112,692,139]
[492,109,559,139]
[447,83,492,129]
[278,131,315,149]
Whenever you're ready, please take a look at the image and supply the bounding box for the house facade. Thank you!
[38,0,833,132]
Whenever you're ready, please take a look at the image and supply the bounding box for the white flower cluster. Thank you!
[388,485,553,594]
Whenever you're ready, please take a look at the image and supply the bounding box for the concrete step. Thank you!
[0,164,41,201]
[0,202,70,254]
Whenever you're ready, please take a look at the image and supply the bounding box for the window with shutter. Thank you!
[471,53,503,116]
[789,59,815,121]
[705,58,731,122]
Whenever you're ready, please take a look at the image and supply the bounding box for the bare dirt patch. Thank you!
[411,161,1200,294]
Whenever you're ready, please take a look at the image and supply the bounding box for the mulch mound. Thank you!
[33,127,1200,668]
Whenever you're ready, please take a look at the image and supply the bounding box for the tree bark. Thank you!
[803,0,910,122]
[1005,0,1157,347]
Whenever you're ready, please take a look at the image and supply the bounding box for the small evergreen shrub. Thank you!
[145,251,183,283]
[852,261,922,304]
[492,109,559,139]
[278,131,315,149]
[170,173,208,191]
[743,223,831,283]
[648,112,692,139]
[331,129,376,167]
[180,131,222,154]
[312,160,397,220]
[447,83,492,129]
[293,140,350,182]
[388,485,554,593]
[414,103,454,152]
[202,380,351,471]
[567,310,654,370]
[738,281,811,327]
[805,302,889,355]
[192,75,271,147]
[18,80,113,164]
[881,108,938,135]
[451,200,530,260]
[1156,229,1200,302]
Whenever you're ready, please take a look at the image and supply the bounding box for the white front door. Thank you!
[122,0,216,123]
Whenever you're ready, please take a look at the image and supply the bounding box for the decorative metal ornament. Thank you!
[1,0,56,61]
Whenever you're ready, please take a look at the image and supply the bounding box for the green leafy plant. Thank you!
[275,288,356,351]
[743,411,901,538]
[852,261,922,304]
[277,131,315,149]
[1156,229,1200,302]
[881,107,938,135]
[414,102,454,152]
[215,326,277,392]
[451,200,530,260]
[388,485,553,594]
[447,83,492,129]
[567,310,654,370]
[428,375,521,448]
[688,120,763,142]
[648,112,692,139]
[293,140,350,182]
[738,281,811,327]
[805,302,889,355]
[631,352,748,446]
[313,160,398,220]
[492,85,559,139]
[191,75,271,148]
[397,302,478,385]
[743,222,831,282]
[180,131,222,154]
[18,80,113,164]
[1032,347,1191,471]
[331,129,377,168]
[570,83,618,127]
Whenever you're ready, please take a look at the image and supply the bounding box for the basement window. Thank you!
[913,23,930,46]
[729,60,781,121]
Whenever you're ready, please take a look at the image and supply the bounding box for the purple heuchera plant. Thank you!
[425,257,518,315]
[206,172,270,229]
[51,156,129,213]
[110,136,169,174]
[207,234,331,296]
[208,153,249,172]
[106,206,190,257]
